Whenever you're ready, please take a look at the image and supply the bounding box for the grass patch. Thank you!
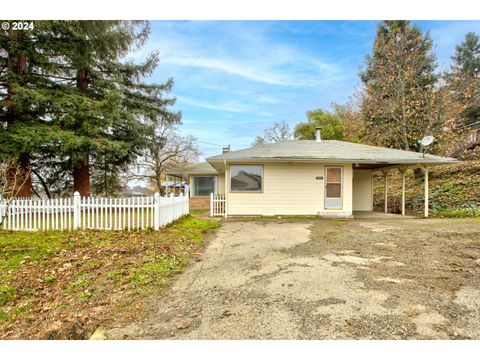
[172,216,219,244]
[66,278,93,294]
[43,274,57,284]
[130,254,187,287]
[0,285,16,306]
[190,209,208,215]
[0,310,11,322]
[432,206,480,218]
[0,215,218,339]
[77,290,94,299]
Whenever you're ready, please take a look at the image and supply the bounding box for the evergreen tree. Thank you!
[45,21,179,196]
[1,21,180,197]
[0,22,62,196]
[360,21,441,151]
[446,32,480,131]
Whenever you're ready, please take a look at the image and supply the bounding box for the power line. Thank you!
[197,140,228,147]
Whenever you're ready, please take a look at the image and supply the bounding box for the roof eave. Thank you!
[207,157,459,165]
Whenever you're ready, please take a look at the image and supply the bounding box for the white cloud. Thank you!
[144,22,346,89]
[177,96,253,114]
[258,95,281,104]
[163,55,287,85]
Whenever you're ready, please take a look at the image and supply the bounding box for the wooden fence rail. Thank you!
[0,192,189,231]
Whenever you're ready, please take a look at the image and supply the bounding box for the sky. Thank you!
[134,20,480,160]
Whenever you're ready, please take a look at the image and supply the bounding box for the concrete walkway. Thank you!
[353,211,415,219]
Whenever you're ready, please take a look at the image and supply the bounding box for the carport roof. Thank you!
[207,140,458,165]
[167,161,219,177]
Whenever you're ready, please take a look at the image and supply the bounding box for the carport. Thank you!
[366,163,432,218]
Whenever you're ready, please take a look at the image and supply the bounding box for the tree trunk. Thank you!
[155,173,162,194]
[7,154,32,197]
[73,159,90,196]
[73,68,91,196]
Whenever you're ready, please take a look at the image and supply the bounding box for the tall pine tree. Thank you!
[47,21,180,196]
[0,22,63,196]
[360,21,441,151]
[1,21,181,197]
[446,32,480,131]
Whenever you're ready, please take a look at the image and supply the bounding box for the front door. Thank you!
[325,166,343,209]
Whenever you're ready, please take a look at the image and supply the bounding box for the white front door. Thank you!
[325,166,343,209]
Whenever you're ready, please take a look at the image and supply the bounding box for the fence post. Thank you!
[184,191,189,215]
[210,193,213,217]
[73,191,81,229]
[154,192,160,230]
[224,194,228,219]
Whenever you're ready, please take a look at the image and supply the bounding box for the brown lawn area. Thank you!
[0,216,218,339]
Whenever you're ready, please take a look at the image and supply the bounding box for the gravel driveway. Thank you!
[105,218,480,339]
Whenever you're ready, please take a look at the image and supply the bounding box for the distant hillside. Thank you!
[373,161,480,217]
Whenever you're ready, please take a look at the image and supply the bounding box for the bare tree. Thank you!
[251,121,292,146]
[127,123,199,192]
[0,156,31,226]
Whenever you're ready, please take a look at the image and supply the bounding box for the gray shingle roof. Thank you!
[207,140,458,165]
[167,161,219,177]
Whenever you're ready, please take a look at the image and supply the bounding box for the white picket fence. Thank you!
[0,192,189,231]
[210,193,227,217]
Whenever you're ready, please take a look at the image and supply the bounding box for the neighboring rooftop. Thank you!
[207,140,459,165]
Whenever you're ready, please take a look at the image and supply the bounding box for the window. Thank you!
[192,176,216,196]
[230,165,263,192]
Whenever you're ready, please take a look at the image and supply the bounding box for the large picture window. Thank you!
[230,165,263,192]
[192,176,216,196]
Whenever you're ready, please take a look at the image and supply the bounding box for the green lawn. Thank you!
[0,215,218,339]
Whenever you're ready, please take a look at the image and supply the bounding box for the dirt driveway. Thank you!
[105,217,480,339]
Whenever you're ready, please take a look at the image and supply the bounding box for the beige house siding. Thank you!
[217,174,225,195]
[352,169,373,211]
[226,162,353,216]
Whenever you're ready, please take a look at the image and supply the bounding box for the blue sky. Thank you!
[136,20,480,159]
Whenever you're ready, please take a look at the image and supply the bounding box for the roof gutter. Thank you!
[206,157,459,165]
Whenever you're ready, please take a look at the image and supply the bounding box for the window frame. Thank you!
[229,164,264,193]
[191,175,217,197]
[324,166,344,210]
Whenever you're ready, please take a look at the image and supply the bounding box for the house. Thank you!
[168,129,458,217]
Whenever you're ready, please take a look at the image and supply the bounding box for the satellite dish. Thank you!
[418,135,434,147]
[418,135,434,158]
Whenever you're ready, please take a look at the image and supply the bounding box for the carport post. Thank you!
[382,170,389,213]
[423,165,429,218]
[400,168,406,216]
